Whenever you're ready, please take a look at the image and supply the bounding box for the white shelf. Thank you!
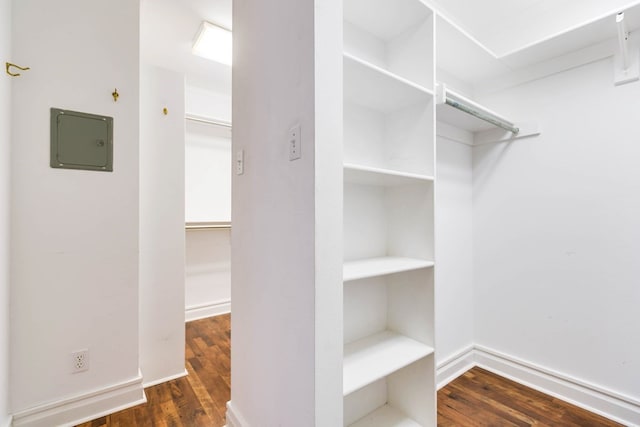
[344,330,434,396]
[500,6,640,69]
[344,53,433,113]
[343,257,434,282]
[344,164,434,187]
[436,15,510,84]
[348,404,421,427]
[437,101,497,133]
[436,8,640,86]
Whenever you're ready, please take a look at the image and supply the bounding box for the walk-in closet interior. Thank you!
[1,0,639,426]
[231,0,640,426]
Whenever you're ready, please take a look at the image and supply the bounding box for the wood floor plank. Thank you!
[438,367,624,427]
[460,368,569,426]
[444,382,529,426]
[76,314,623,427]
[184,360,220,423]
[75,315,231,427]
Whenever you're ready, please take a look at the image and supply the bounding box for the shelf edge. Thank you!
[344,52,435,97]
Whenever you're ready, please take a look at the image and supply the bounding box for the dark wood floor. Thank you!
[438,367,621,426]
[77,315,231,427]
[78,315,621,427]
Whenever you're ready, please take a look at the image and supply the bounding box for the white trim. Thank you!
[142,369,188,388]
[12,372,146,427]
[436,345,475,389]
[226,401,251,427]
[186,300,231,322]
[435,345,640,427]
[474,346,640,427]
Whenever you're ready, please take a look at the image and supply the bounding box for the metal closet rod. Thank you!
[185,221,231,230]
[185,113,232,129]
[445,90,520,134]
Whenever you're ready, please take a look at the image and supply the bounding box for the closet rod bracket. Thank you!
[614,12,640,86]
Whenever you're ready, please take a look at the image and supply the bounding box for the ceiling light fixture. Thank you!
[192,21,232,66]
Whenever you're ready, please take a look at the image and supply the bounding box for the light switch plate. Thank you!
[236,150,244,175]
[289,124,301,161]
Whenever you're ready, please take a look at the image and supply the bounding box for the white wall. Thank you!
[185,85,231,122]
[185,229,231,321]
[139,65,186,387]
[473,57,640,400]
[230,0,316,422]
[229,0,342,425]
[185,121,231,223]
[435,137,474,364]
[0,0,11,425]
[184,85,232,321]
[10,1,143,423]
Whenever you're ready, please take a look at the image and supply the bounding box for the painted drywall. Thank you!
[185,121,231,222]
[473,57,640,401]
[184,85,232,321]
[10,0,142,420]
[435,137,474,365]
[231,0,316,423]
[185,85,231,122]
[230,0,342,424]
[139,65,186,387]
[0,0,11,424]
[185,229,231,321]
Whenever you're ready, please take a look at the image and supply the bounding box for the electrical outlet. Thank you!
[71,349,89,373]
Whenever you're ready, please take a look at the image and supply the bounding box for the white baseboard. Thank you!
[142,369,188,388]
[436,345,640,427]
[474,345,640,427]
[186,300,231,322]
[226,401,251,427]
[436,345,475,390]
[11,373,146,427]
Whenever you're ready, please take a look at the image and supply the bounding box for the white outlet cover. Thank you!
[71,349,90,373]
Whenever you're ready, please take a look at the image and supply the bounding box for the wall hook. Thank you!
[5,62,30,77]
[112,88,119,102]
[163,107,168,115]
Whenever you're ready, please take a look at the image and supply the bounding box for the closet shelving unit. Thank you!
[342,0,436,425]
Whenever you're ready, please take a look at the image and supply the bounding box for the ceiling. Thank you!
[140,0,232,93]
[140,0,640,93]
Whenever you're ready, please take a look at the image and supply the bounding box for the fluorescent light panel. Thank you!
[192,21,232,66]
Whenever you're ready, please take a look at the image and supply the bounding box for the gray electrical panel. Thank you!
[50,108,113,172]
